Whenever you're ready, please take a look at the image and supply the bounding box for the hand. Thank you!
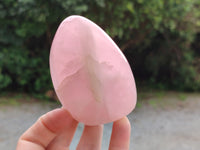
[17,108,131,150]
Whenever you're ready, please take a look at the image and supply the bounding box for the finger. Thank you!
[17,108,76,150]
[109,117,131,150]
[76,125,103,150]
[47,119,78,150]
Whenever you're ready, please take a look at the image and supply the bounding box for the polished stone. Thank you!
[50,15,136,125]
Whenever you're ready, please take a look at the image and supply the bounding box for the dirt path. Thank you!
[0,92,200,150]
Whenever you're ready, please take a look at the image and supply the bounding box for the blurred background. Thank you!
[0,0,200,150]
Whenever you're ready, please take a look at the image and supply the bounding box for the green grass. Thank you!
[148,99,158,107]
[136,101,142,108]
[155,91,166,99]
[178,93,187,101]
[0,92,60,108]
[0,98,20,106]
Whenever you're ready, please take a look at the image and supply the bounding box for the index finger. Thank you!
[16,108,77,150]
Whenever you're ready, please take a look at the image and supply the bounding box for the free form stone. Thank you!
[50,15,137,125]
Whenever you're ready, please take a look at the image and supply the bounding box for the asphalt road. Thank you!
[0,92,200,150]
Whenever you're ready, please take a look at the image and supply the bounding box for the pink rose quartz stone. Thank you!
[50,15,137,125]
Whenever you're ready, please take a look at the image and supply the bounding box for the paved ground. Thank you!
[0,92,200,150]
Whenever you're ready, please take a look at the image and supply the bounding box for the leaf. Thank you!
[126,2,134,13]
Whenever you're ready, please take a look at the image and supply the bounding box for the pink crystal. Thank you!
[50,15,137,125]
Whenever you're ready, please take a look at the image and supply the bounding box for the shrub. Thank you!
[0,0,200,93]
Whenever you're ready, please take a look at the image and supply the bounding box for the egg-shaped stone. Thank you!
[50,15,137,125]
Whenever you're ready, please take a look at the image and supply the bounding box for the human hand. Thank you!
[16,108,131,150]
